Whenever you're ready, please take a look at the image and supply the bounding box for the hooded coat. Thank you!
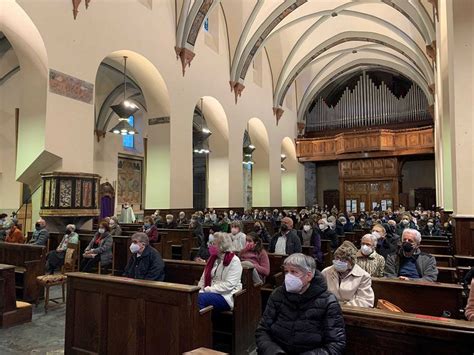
[256,271,346,355]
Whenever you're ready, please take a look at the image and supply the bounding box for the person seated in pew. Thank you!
[163,214,177,229]
[298,220,323,269]
[239,232,270,285]
[197,232,243,311]
[4,221,25,244]
[356,234,385,277]
[45,224,79,274]
[217,212,230,233]
[318,218,338,251]
[384,228,438,282]
[269,217,302,256]
[194,230,215,263]
[80,220,113,273]
[328,215,344,236]
[151,209,162,226]
[421,218,442,236]
[253,220,271,243]
[123,232,165,281]
[256,253,346,355]
[229,221,246,252]
[373,223,399,260]
[190,214,205,246]
[0,213,8,241]
[109,216,122,236]
[28,218,49,246]
[176,211,188,226]
[465,268,474,321]
[397,214,416,235]
[142,216,159,243]
[344,215,356,232]
[322,241,375,308]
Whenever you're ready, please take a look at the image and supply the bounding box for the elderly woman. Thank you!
[163,214,177,229]
[80,220,113,273]
[318,218,338,250]
[322,241,374,308]
[109,216,122,236]
[4,221,25,244]
[229,220,246,252]
[197,232,243,312]
[45,224,79,274]
[142,216,159,243]
[356,233,385,277]
[239,232,270,284]
[256,253,346,354]
[124,232,165,281]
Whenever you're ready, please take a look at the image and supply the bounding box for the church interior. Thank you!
[0,0,473,354]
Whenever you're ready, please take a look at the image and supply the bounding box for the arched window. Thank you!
[122,115,134,148]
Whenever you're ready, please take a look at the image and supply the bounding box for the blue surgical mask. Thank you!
[333,259,349,273]
[144,223,150,228]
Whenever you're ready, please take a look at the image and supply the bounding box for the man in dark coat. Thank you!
[256,253,346,354]
[269,217,302,255]
[124,232,165,281]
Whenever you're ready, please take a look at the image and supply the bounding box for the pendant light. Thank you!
[109,56,139,135]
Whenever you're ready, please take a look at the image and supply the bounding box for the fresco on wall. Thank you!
[117,157,143,207]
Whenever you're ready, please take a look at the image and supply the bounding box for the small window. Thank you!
[122,115,134,148]
[203,18,209,32]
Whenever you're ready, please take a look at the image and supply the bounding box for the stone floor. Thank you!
[0,287,65,355]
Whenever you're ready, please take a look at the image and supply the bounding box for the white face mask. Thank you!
[319,224,327,231]
[372,231,381,239]
[349,219,355,223]
[360,245,373,256]
[284,273,304,293]
[130,243,141,254]
[303,225,311,232]
[98,228,105,234]
[427,222,434,228]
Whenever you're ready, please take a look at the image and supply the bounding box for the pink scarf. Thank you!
[204,252,235,287]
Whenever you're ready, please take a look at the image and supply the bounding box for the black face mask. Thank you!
[35,223,41,229]
[280,224,289,233]
[65,230,72,235]
[254,226,261,232]
[402,241,414,253]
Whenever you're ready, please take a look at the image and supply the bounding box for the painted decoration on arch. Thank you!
[117,156,143,207]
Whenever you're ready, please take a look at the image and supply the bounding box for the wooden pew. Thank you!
[343,305,474,355]
[164,259,260,355]
[157,228,197,260]
[437,266,458,283]
[0,243,46,302]
[421,244,452,255]
[371,278,464,318]
[432,254,454,267]
[0,264,32,328]
[65,272,213,354]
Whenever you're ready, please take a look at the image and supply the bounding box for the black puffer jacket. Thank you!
[256,271,346,355]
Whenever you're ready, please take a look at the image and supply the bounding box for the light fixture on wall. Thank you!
[109,56,138,136]
[281,154,287,171]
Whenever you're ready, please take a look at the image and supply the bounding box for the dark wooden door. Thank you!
[414,188,436,210]
[324,190,340,210]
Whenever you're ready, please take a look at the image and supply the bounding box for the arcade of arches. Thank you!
[0,0,474,353]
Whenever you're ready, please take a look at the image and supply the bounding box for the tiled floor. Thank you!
[0,288,65,355]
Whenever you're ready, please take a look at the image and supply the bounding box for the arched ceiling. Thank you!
[175,0,436,124]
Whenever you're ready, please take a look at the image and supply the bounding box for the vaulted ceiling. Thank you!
[175,0,436,124]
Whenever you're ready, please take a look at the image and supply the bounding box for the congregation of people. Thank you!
[1,203,473,354]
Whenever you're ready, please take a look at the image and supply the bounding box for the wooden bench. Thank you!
[157,228,197,260]
[371,277,465,318]
[65,272,213,354]
[432,254,454,267]
[0,243,46,302]
[343,305,474,354]
[164,259,260,355]
[437,266,458,284]
[0,263,32,328]
[421,244,452,255]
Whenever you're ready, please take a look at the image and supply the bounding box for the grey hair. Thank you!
[213,232,232,253]
[402,228,422,244]
[166,214,173,219]
[283,253,316,274]
[361,233,377,246]
[131,232,149,245]
[110,216,119,224]
[66,224,76,231]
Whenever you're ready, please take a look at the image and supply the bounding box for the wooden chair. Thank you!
[35,242,80,313]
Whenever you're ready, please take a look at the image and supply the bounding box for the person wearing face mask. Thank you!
[197,232,243,311]
[163,214,177,229]
[45,224,79,274]
[202,213,213,226]
[318,218,338,250]
[176,211,188,226]
[190,214,205,246]
[239,232,270,284]
[120,202,135,223]
[344,216,356,232]
[217,213,230,233]
[194,230,215,263]
[28,218,49,246]
[142,216,159,242]
[80,221,113,273]
[4,221,25,244]
[298,221,323,269]
[229,221,246,252]
[108,216,122,236]
[373,223,399,259]
[322,241,374,308]
[384,229,438,282]
[356,234,385,277]
[123,232,164,281]
[253,220,270,243]
[269,217,302,255]
[397,214,415,235]
[256,253,346,354]
[421,218,441,236]
[152,209,163,226]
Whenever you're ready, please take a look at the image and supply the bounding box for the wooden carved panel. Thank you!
[339,158,398,179]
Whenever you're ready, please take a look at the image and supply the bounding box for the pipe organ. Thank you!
[306,72,430,132]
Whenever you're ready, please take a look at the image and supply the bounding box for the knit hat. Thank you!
[334,241,358,265]
[281,217,294,228]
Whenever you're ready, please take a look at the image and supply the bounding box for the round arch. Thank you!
[281,137,298,207]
